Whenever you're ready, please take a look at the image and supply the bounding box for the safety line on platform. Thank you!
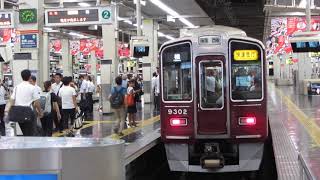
[109,115,160,139]
[276,88,320,147]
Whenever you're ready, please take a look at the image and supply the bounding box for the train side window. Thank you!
[199,61,224,109]
[230,41,263,101]
[161,43,192,102]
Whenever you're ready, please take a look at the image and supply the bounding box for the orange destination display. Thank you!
[233,50,259,61]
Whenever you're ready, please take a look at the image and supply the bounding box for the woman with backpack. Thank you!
[109,76,127,136]
[40,81,61,136]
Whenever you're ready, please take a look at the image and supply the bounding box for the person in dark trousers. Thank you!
[0,80,6,136]
[40,81,61,136]
[86,76,95,114]
[51,73,63,132]
[59,77,78,130]
[8,69,43,136]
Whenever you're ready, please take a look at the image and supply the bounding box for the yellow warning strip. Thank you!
[276,88,320,147]
[109,115,160,139]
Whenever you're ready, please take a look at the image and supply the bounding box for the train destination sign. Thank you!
[45,7,113,27]
[0,11,14,28]
[233,50,258,61]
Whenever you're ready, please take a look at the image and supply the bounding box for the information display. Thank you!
[20,34,38,48]
[133,46,149,57]
[291,41,320,52]
[233,50,258,61]
[0,174,58,180]
[0,11,14,28]
[45,7,113,27]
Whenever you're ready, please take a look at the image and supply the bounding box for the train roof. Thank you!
[161,25,265,50]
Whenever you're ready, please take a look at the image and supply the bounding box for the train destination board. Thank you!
[45,7,113,27]
[0,174,58,180]
[233,50,258,61]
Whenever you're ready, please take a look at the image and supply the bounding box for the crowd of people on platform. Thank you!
[0,69,96,137]
[0,68,160,137]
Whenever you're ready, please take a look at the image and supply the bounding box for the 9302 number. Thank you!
[167,109,187,115]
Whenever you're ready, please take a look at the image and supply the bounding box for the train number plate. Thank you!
[167,109,188,115]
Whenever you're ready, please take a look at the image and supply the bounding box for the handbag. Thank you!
[8,87,35,123]
[73,111,84,129]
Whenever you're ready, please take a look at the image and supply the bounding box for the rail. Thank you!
[298,153,316,180]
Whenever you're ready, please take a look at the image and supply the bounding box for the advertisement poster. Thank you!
[266,16,320,57]
[49,40,62,53]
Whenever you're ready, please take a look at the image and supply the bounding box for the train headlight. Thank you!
[238,117,256,126]
[170,118,188,127]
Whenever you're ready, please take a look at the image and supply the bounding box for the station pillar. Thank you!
[142,19,158,104]
[13,0,46,86]
[89,51,97,84]
[61,39,72,77]
[296,53,312,94]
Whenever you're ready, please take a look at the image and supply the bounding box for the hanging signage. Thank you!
[21,34,38,48]
[45,6,113,27]
[0,11,14,28]
[19,9,37,24]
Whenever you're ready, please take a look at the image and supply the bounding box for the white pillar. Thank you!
[136,0,142,36]
[142,19,158,103]
[89,51,97,84]
[61,39,72,76]
[306,0,311,31]
[41,32,50,82]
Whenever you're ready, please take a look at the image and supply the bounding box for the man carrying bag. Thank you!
[7,69,43,136]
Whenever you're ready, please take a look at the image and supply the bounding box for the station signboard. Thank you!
[45,6,113,27]
[20,34,38,48]
[0,11,14,28]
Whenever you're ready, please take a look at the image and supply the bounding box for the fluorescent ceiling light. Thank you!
[78,2,91,7]
[150,0,197,28]
[134,0,147,6]
[158,32,175,40]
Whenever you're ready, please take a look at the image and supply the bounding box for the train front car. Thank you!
[159,26,268,173]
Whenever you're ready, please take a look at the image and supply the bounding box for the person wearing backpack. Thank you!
[40,81,61,136]
[109,76,127,136]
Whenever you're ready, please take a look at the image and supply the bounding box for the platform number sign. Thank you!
[102,10,111,20]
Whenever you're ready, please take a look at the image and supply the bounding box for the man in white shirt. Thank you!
[151,72,158,110]
[79,75,88,100]
[51,73,63,132]
[9,69,43,136]
[51,73,63,95]
[30,76,42,95]
[59,76,78,130]
[87,76,95,114]
[206,70,216,96]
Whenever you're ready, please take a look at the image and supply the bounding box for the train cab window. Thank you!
[230,41,263,101]
[199,61,223,109]
[161,43,192,101]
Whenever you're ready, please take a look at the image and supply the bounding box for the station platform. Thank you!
[268,82,318,180]
[52,103,161,166]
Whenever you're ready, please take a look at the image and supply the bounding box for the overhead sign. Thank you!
[234,50,259,61]
[21,34,38,48]
[45,6,113,27]
[19,9,37,24]
[0,11,14,28]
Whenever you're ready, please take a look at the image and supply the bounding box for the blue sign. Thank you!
[0,174,58,180]
[21,34,37,48]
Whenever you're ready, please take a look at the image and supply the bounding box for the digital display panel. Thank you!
[45,7,112,27]
[0,174,58,180]
[133,46,149,57]
[236,76,251,87]
[233,50,259,61]
[291,41,320,52]
[0,12,14,28]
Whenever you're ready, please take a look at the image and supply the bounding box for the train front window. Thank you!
[162,43,192,101]
[230,41,263,101]
[199,61,223,109]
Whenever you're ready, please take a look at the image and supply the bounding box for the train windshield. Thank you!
[161,42,192,101]
[230,41,263,101]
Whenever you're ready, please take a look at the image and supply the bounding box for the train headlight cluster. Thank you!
[170,118,188,127]
[238,117,256,126]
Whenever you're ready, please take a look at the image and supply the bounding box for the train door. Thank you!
[196,56,228,135]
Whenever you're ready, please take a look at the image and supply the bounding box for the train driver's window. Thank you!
[162,43,192,101]
[230,41,263,101]
[200,61,223,109]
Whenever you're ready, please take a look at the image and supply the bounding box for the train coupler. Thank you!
[200,143,225,169]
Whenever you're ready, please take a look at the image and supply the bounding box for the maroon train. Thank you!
[159,26,268,173]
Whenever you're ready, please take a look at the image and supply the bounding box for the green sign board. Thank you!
[19,9,37,24]
[101,10,111,20]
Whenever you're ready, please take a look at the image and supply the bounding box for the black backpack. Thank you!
[110,87,125,109]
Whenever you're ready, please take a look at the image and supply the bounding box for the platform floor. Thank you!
[268,82,319,179]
